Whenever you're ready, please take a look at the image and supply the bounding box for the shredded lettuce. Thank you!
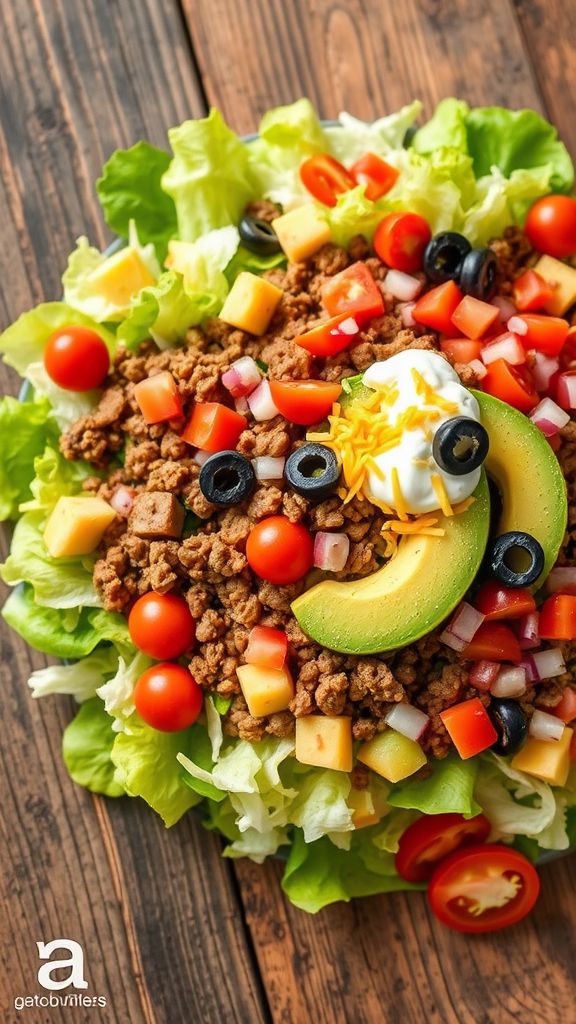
[96,649,152,732]
[0,395,57,520]
[29,647,119,703]
[63,698,126,798]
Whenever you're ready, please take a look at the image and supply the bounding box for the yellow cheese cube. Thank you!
[295,715,353,772]
[272,205,331,263]
[219,272,283,335]
[358,729,427,783]
[511,726,573,786]
[87,247,156,308]
[236,664,294,718]
[44,496,117,558]
[533,255,576,316]
[165,240,195,274]
[348,787,383,829]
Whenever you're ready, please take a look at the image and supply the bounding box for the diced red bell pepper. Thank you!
[451,296,500,340]
[349,152,400,201]
[296,312,360,357]
[321,262,385,323]
[551,687,576,724]
[299,154,355,207]
[413,281,463,335]
[513,313,570,357]
[513,270,555,312]
[462,622,522,663]
[482,358,539,413]
[181,402,247,452]
[244,625,288,670]
[134,371,183,425]
[440,338,483,364]
[474,581,536,622]
[440,698,498,759]
[538,594,576,641]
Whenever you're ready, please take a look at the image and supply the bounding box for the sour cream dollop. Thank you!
[362,351,481,515]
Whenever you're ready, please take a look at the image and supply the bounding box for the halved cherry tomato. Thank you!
[440,697,498,759]
[461,622,522,663]
[321,262,385,323]
[181,402,247,451]
[513,313,569,357]
[299,154,355,207]
[245,625,288,670]
[134,371,183,424]
[525,194,576,259]
[269,380,342,426]
[474,581,536,621]
[451,296,500,340]
[349,152,399,201]
[551,686,576,723]
[440,338,483,364]
[413,280,463,335]
[513,269,555,312]
[134,663,203,732]
[44,325,110,391]
[128,592,196,660]
[428,844,540,933]
[395,813,491,883]
[246,516,314,585]
[373,212,432,273]
[539,594,576,640]
[482,359,539,413]
[296,313,360,357]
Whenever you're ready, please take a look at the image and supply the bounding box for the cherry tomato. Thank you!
[551,686,576,723]
[128,592,196,660]
[450,296,499,340]
[134,371,183,425]
[474,581,536,621]
[428,844,540,933]
[440,697,498,759]
[525,194,576,258]
[413,280,463,335]
[538,594,576,640]
[513,269,555,312]
[246,516,314,584]
[373,212,432,273]
[349,152,400,201]
[462,621,522,663]
[296,313,360,357]
[321,262,385,323]
[245,625,288,670]
[482,358,539,413]
[181,402,247,452]
[299,154,355,207]
[440,338,483,364]
[395,813,491,883]
[269,380,342,426]
[44,325,110,391]
[134,663,203,732]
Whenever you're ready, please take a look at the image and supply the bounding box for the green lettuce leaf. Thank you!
[286,766,353,846]
[63,698,125,797]
[388,757,481,816]
[324,101,422,163]
[475,754,575,850]
[2,584,130,658]
[0,512,99,609]
[0,395,57,520]
[461,165,555,246]
[0,302,115,376]
[24,364,101,430]
[179,722,227,803]
[326,186,384,248]
[248,98,327,208]
[96,649,152,731]
[20,444,92,515]
[29,647,119,703]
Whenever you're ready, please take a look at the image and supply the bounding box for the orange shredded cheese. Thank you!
[431,474,454,517]
[390,467,409,521]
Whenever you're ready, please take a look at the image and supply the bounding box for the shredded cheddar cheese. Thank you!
[431,474,454,517]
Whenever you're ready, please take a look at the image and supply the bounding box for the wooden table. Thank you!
[2,2,576,1021]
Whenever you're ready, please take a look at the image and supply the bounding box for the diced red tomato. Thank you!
[482,359,539,413]
[395,813,491,883]
[514,313,569,357]
[551,687,576,723]
[427,844,540,933]
[513,269,555,312]
[296,313,360,357]
[413,280,463,335]
[451,296,499,340]
[462,622,522,663]
[349,152,400,201]
[440,338,483,364]
[538,594,576,641]
[373,212,432,273]
[269,380,342,426]
[474,581,536,621]
[181,402,247,452]
[554,369,576,409]
[440,697,498,759]
[245,625,288,670]
[299,154,355,207]
[321,262,385,323]
[560,326,576,370]
[134,371,183,425]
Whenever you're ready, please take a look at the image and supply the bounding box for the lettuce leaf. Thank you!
[475,754,575,850]
[324,101,422,163]
[28,647,119,703]
[388,757,481,816]
[96,649,152,732]
[63,698,125,797]
[20,444,92,515]
[24,363,101,430]
[247,98,327,208]
[62,232,160,322]
[0,303,115,377]
[2,584,130,658]
[0,395,57,520]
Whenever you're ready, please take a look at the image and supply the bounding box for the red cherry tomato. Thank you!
[181,402,247,452]
[44,325,110,391]
[395,813,491,883]
[296,313,360,357]
[427,844,540,933]
[474,581,536,621]
[321,262,385,323]
[373,212,432,273]
[513,269,555,312]
[128,592,196,660]
[246,516,314,584]
[525,194,576,258]
[440,697,498,759]
[245,625,288,670]
[349,152,400,201]
[134,371,183,424]
[440,338,483,364]
[299,154,355,207]
[538,594,576,640]
[462,621,522,663]
[482,358,539,413]
[413,280,463,334]
[269,380,342,426]
[134,663,203,732]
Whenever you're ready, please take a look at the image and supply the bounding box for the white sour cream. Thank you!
[362,351,481,515]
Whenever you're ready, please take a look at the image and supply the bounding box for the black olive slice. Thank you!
[487,531,545,588]
[199,451,256,507]
[284,443,340,500]
[423,232,472,284]
[238,216,282,256]
[459,247,498,300]
[432,417,489,476]
[488,698,528,756]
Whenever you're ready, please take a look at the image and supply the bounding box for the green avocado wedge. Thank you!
[292,474,490,655]
[472,390,567,587]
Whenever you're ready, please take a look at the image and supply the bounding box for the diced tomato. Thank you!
[462,622,522,663]
[547,433,562,452]
[440,697,498,759]
[181,402,247,452]
[413,280,463,335]
[299,153,355,207]
[373,212,432,273]
[513,270,555,312]
[296,313,360,357]
[451,296,500,340]
[395,813,491,883]
[513,313,569,357]
[244,625,288,670]
[538,594,576,641]
[440,338,483,364]
[268,379,342,426]
[482,359,539,414]
[134,371,183,425]
[551,687,576,724]
[349,152,400,201]
[560,326,576,370]
[474,581,536,621]
[555,369,576,409]
[321,262,385,323]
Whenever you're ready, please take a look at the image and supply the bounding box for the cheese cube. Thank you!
[165,240,195,274]
[533,255,576,316]
[295,715,353,772]
[358,729,427,783]
[219,272,283,335]
[348,787,383,829]
[44,496,117,558]
[87,248,156,309]
[511,726,573,786]
[236,664,294,718]
[272,205,331,263]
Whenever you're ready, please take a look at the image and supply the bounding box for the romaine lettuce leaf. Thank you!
[20,444,92,515]
[2,584,130,658]
[63,697,125,797]
[388,756,481,816]
[247,98,327,208]
[29,647,119,703]
[0,303,115,376]
[0,395,57,520]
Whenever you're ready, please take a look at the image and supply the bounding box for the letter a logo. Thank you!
[36,939,88,991]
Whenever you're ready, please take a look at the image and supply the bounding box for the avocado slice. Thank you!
[472,390,567,587]
[292,474,490,655]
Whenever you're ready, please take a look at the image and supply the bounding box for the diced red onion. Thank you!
[507,315,528,337]
[385,270,423,302]
[531,350,559,391]
[194,449,212,467]
[491,666,527,698]
[234,395,250,416]
[221,356,262,398]
[331,316,359,338]
[518,611,540,650]
[384,702,429,742]
[252,456,286,482]
[545,567,576,596]
[247,380,280,421]
[529,709,565,742]
[399,302,416,328]
[469,660,500,692]
[313,531,350,572]
[110,485,136,517]
[520,655,539,684]
[529,397,570,437]
[492,295,517,322]
[468,358,487,381]
[447,602,486,643]
[482,332,526,366]
[532,648,566,679]
[439,629,467,652]
[557,372,576,409]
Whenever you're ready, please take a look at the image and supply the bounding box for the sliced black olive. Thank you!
[284,443,340,500]
[432,417,489,476]
[488,698,528,756]
[238,216,282,256]
[423,232,471,284]
[199,451,256,507]
[487,531,545,588]
[459,247,498,300]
